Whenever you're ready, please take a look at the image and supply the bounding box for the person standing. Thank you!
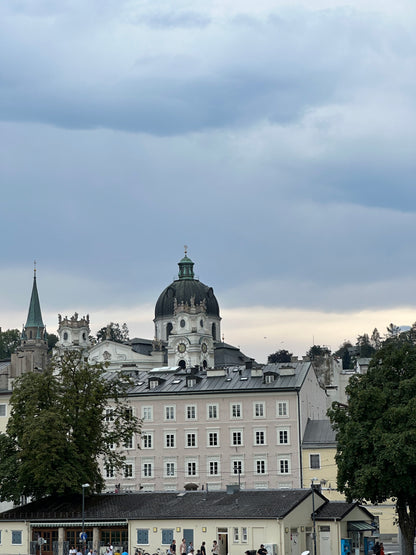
[187,542,194,554]
[257,545,267,555]
[180,539,187,555]
[211,541,219,555]
[170,540,177,555]
[200,542,206,555]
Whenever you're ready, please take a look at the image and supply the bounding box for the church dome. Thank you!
[155,254,220,318]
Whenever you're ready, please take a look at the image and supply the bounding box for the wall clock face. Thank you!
[178,343,186,353]
[201,343,208,353]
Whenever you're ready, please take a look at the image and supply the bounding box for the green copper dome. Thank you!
[155,254,220,318]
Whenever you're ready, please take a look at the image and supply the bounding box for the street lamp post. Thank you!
[311,478,318,555]
[81,483,90,553]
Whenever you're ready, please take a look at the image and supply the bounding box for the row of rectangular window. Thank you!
[105,402,290,422]
[136,527,249,545]
[107,458,291,479]
[140,429,290,449]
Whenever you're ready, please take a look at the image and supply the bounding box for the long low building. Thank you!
[0,488,376,555]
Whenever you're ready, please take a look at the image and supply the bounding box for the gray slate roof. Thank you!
[302,419,336,447]
[125,362,312,397]
[0,490,313,522]
[315,501,373,521]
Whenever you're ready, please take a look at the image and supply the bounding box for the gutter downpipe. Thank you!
[297,389,303,488]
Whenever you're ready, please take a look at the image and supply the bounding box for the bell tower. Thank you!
[11,264,49,377]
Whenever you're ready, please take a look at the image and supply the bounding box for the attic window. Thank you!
[149,379,159,389]
[225,377,232,381]
[187,378,196,387]
[172,379,181,384]
[240,377,248,381]
[265,374,275,383]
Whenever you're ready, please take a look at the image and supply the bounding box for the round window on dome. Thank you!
[180,319,186,328]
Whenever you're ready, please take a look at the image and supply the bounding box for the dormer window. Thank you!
[265,374,275,384]
[149,379,159,389]
[187,378,196,387]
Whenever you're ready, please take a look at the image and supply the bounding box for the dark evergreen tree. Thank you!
[356,333,376,358]
[370,328,382,350]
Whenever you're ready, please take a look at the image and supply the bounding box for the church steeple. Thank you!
[11,264,49,377]
[25,264,44,329]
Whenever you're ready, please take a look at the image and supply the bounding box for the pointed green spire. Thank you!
[25,265,44,329]
[178,245,195,280]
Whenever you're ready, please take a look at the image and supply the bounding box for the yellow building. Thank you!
[301,418,397,538]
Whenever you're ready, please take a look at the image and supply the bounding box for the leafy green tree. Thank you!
[0,328,20,359]
[0,351,140,502]
[306,345,331,360]
[268,349,293,363]
[47,333,59,352]
[328,337,416,555]
[96,322,129,343]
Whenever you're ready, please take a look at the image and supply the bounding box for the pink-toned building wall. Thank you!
[103,364,327,492]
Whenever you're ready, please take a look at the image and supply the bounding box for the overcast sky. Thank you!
[1,0,416,362]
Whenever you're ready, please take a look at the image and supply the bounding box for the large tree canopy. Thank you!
[0,328,20,359]
[328,336,416,555]
[268,349,293,363]
[96,322,129,344]
[0,351,140,502]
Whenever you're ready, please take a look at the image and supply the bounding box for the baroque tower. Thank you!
[154,250,221,369]
[55,312,91,354]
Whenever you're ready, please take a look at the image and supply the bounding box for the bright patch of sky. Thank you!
[1,0,416,361]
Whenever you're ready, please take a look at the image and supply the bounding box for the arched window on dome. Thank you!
[166,323,173,340]
[178,359,186,369]
[212,323,217,341]
[203,359,207,369]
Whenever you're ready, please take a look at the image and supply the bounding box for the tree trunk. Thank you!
[397,496,416,555]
